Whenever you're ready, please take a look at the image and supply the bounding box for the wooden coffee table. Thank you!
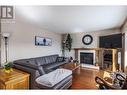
[61,62,80,71]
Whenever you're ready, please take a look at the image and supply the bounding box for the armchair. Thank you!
[95,73,127,89]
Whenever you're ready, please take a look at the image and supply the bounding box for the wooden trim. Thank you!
[74,47,116,51]
[112,49,118,72]
[75,49,78,60]
[122,33,125,72]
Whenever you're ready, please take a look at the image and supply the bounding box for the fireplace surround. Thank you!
[78,50,99,69]
[78,50,96,65]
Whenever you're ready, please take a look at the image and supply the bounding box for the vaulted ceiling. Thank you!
[16,6,127,33]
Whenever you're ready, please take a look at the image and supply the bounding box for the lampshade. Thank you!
[2,33,10,38]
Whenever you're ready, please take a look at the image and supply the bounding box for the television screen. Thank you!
[99,33,122,48]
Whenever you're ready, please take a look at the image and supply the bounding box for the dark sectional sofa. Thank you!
[13,54,72,89]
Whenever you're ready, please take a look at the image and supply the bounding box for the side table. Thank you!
[0,68,30,89]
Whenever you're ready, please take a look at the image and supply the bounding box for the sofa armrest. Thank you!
[13,60,40,69]
[13,60,46,75]
[13,64,41,89]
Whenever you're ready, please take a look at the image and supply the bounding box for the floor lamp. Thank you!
[2,33,10,63]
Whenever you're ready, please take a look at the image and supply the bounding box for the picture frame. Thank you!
[35,36,52,46]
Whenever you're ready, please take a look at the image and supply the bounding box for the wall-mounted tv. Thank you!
[99,33,122,48]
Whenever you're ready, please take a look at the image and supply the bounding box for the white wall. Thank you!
[122,21,127,72]
[1,19,121,65]
[65,28,121,58]
[1,21,62,65]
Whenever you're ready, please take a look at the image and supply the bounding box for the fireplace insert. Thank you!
[80,52,93,65]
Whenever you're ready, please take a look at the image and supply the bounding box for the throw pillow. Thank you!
[56,57,64,62]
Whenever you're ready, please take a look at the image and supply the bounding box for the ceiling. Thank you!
[16,6,127,34]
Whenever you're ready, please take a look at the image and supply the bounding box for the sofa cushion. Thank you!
[35,75,72,89]
[35,57,46,65]
[45,55,58,64]
[35,68,72,87]
[43,61,66,70]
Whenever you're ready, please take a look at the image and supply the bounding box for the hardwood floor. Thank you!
[71,67,103,89]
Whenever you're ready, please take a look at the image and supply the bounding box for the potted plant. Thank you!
[65,34,72,52]
[4,62,13,73]
[62,34,72,57]
[62,41,66,56]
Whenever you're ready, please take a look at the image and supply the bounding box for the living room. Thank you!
[1,3,127,91]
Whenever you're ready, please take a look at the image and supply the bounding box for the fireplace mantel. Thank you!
[74,48,99,50]
[74,48,117,51]
[74,48,102,61]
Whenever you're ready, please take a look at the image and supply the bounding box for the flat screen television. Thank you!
[99,33,122,48]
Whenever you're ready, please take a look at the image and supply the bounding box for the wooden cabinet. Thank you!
[0,68,30,89]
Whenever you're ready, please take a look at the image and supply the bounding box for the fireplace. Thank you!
[78,50,96,65]
[77,50,99,70]
[80,52,93,65]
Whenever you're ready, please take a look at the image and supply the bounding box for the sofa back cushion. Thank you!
[13,54,59,75]
[45,55,59,64]
[35,57,46,65]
